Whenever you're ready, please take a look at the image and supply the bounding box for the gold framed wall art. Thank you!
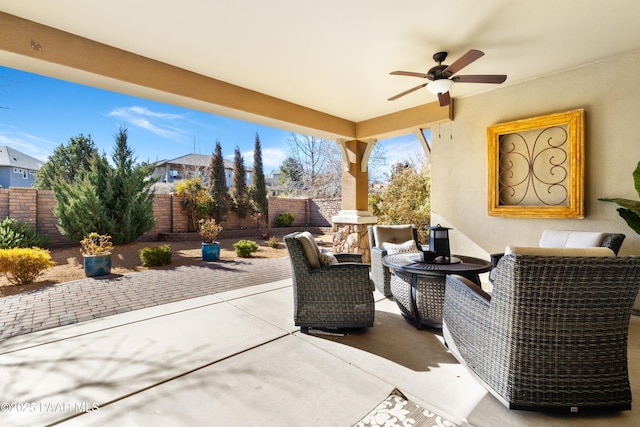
[487,109,584,218]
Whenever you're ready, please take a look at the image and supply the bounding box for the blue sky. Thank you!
[0,66,424,173]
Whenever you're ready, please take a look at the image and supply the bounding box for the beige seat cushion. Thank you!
[296,231,322,268]
[373,225,415,247]
[505,246,615,257]
[539,229,605,248]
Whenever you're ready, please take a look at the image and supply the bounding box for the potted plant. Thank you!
[80,232,114,277]
[599,160,640,236]
[199,218,223,261]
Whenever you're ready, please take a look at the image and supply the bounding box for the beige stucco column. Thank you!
[332,139,377,262]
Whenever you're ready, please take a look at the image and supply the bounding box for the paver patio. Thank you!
[0,258,291,340]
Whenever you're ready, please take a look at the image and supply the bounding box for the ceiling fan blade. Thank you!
[453,74,507,84]
[390,70,430,78]
[388,83,428,101]
[438,91,451,106]
[442,49,484,76]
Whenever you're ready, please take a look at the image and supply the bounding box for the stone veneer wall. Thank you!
[0,188,343,247]
[332,223,371,263]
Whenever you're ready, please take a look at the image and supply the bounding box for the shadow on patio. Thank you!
[0,276,639,426]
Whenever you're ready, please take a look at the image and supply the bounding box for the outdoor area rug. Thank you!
[353,388,459,427]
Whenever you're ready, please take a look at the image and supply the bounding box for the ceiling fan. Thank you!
[388,49,507,106]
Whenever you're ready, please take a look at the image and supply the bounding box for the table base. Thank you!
[390,271,445,329]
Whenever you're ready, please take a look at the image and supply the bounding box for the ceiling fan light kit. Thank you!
[389,49,507,106]
[427,79,453,95]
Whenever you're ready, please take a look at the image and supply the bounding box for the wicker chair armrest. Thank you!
[444,275,491,331]
[312,262,370,275]
[333,253,363,263]
[447,274,491,305]
[443,275,492,374]
[601,233,626,255]
[490,253,504,269]
[306,263,373,293]
[371,246,388,257]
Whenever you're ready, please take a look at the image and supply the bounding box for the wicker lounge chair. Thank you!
[443,247,640,412]
[367,224,419,296]
[284,232,374,331]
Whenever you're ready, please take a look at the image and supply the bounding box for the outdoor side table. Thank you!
[382,253,491,329]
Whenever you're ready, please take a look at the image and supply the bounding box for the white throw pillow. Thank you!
[319,252,338,266]
[383,239,419,255]
[539,229,605,248]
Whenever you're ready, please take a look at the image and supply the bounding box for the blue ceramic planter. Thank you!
[202,242,220,261]
[83,254,112,277]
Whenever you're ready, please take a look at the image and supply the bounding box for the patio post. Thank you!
[332,139,377,262]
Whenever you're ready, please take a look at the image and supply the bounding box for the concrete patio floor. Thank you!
[1,276,640,426]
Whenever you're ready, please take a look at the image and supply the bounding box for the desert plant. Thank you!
[599,160,640,235]
[139,245,172,267]
[0,247,56,285]
[80,232,113,256]
[198,218,223,243]
[0,217,49,249]
[233,239,259,257]
[275,212,295,227]
[267,236,279,248]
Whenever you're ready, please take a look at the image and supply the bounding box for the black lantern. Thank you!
[428,224,451,263]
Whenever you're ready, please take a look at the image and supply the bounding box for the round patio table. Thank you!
[382,253,491,329]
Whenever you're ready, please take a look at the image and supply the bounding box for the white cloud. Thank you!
[260,147,287,170]
[0,131,55,161]
[225,147,286,171]
[108,106,189,139]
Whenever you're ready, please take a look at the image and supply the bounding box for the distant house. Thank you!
[151,153,253,188]
[0,146,43,188]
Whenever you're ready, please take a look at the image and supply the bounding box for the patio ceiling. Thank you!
[2,1,640,140]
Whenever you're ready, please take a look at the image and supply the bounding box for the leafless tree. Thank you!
[287,133,342,197]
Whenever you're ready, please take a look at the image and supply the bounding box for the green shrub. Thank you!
[267,236,279,248]
[0,247,56,285]
[233,239,259,257]
[0,217,49,249]
[139,245,172,267]
[275,212,294,227]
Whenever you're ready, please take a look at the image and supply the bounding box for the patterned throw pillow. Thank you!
[319,252,338,266]
[383,239,418,255]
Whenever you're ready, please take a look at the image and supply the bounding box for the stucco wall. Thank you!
[430,50,640,259]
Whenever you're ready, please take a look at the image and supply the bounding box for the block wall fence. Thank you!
[0,188,341,247]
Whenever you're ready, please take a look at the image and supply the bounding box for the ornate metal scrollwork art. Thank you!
[488,109,584,218]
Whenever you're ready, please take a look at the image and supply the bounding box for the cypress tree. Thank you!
[231,146,250,218]
[250,133,268,221]
[208,141,231,223]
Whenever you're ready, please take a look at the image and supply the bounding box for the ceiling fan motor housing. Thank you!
[428,64,450,80]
